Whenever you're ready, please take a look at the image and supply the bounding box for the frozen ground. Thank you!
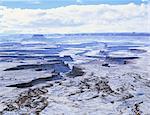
[0,33,150,115]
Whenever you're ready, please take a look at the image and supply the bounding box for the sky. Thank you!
[0,0,147,9]
[0,0,149,33]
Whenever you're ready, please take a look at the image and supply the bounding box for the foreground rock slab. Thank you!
[1,87,48,115]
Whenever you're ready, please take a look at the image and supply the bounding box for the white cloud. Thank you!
[0,3,149,34]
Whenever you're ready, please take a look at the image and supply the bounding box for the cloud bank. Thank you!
[0,3,149,34]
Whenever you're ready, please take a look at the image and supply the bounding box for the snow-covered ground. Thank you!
[0,34,150,115]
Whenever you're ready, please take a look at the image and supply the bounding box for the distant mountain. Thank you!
[21,34,66,43]
[22,34,48,42]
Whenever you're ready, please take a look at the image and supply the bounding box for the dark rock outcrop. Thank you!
[102,63,110,67]
[67,66,85,77]
[7,73,62,88]
[4,62,70,73]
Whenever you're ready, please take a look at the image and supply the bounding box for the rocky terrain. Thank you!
[0,34,150,115]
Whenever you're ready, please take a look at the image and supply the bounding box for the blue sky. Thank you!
[0,0,147,9]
